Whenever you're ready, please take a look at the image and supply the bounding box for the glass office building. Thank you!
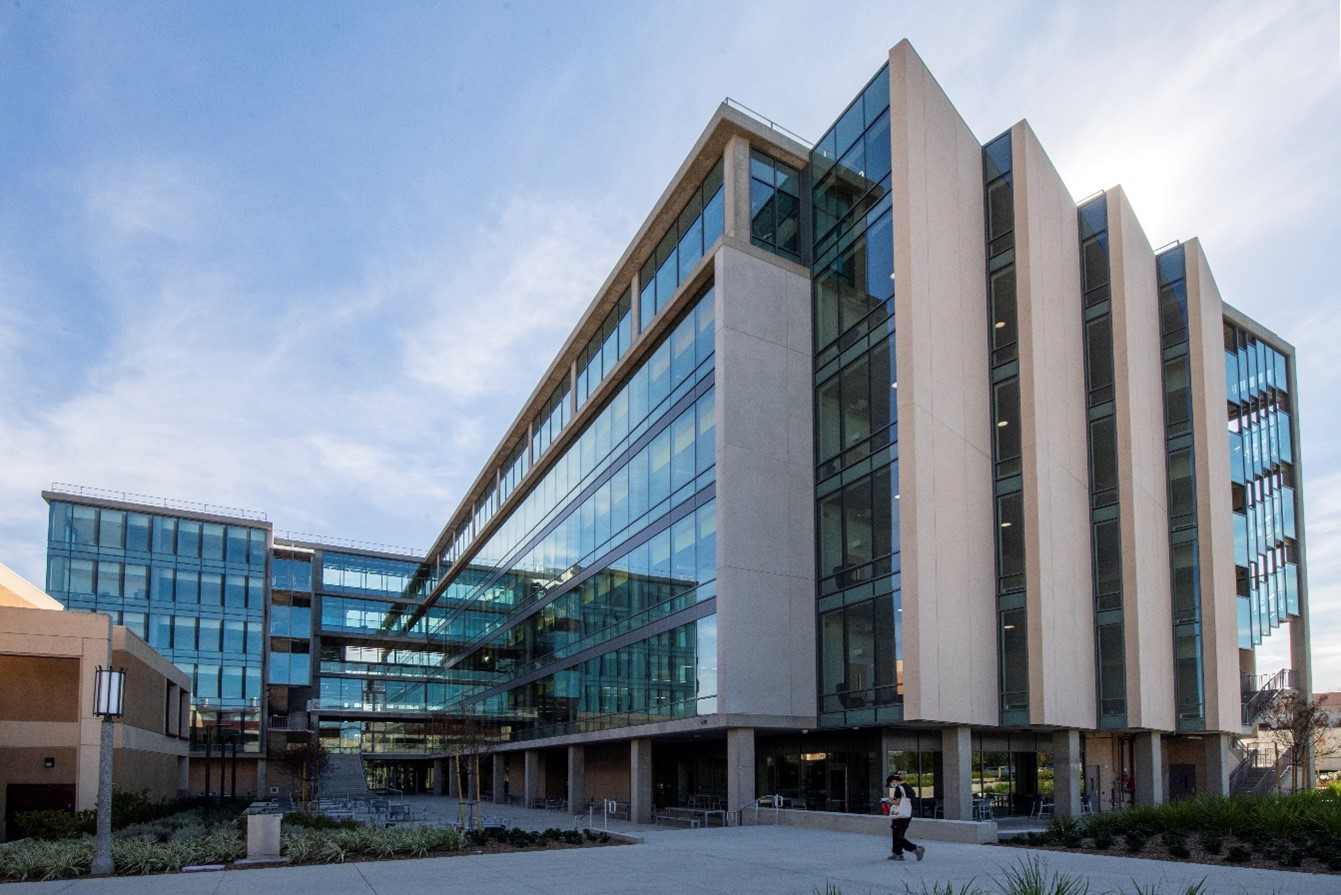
[41,41,1310,818]
[44,488,268,758]
[412,41,1309,821]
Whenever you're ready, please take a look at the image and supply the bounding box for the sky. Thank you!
[1,1,1338,688]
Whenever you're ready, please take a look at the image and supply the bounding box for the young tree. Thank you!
[281,737,330,802]
[1261,693,1336,791]
[432,712,499,830]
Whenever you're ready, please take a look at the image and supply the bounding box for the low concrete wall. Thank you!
[750,808,997,844]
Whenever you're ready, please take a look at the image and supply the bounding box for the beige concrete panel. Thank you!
[888,41,995,725]
[1184,239,1241,734]
[714,564,815,718]
[1107,187,1176,731]
[1011,123,1094,729]
[717,329,796,464]
[712,245,815,721]
[717,241,812,356]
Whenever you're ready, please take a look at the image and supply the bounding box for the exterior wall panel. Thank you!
[714,245,816,721]
[1012,124,1094,728]
[888,40,995,725]
[1184,240,1241,733]
[1107,188,1176,731]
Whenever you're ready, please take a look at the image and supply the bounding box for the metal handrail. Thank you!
[49,482,268,522]
[1242,667,1296,725]
[728,796,782,827]
[724,98,812,147]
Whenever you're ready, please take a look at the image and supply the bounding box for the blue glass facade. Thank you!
[638,162,724,328]
[429,286,720,741]
[1224,319,1301,650]
[309,549,446,754]
[45,500,267,711]
[811,67,899,723]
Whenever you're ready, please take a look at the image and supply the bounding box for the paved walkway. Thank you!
[3,798,1334,895]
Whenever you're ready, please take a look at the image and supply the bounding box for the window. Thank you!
[750,149,801,261]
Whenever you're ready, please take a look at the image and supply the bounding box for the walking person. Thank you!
[885,773,925,861]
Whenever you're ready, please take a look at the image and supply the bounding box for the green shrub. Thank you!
[1122,831,1146,853]
[1046,816,1083,847]
[999,856,1088,895]
[281,811,360,831]
[1198,832,1222,855]
[0,839,92,881]
[1224,843,1251,863]
[13,809,95,840]
[1091,829,1114,850]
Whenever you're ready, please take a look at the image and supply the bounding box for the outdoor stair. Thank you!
[320,753,371,800]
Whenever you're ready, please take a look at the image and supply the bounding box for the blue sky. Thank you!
[2,1,1338,687]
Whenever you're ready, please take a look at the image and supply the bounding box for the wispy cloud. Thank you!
[400,194,624,404]
[0,153,627,582]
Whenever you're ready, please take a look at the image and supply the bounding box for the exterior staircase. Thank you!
[319,753,371,800]
[1241,667,1296,726]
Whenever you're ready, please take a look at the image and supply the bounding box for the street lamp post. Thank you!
[91,666,126,876]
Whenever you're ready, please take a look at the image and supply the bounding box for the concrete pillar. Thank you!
[1052,729,1083,818]
[724,135,751,241]
[1203,733,1231,797]
[432,758,445,795]
[492,753,507,804]
[880,729,899,779]
[568,745,586,810]
[726,728,756,812]
[1132,731,1164,805]
[524,749,542,806]
[630,738,654,824]
[446,757,459,797]
[941,726,973,821]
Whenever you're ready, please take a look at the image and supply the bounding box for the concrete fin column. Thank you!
[1203,733,1230,797]
[724,135,751,241]
[524,749,542,807]
[941,726,973,821]
[492,753,507,804]
[432,758,445,795]
[630,739,654,824]
[568,745,586,811]
[1132,731,1164,805]
[726,728,756,812]
[447,757,459,797]
[1052,729,1082,818]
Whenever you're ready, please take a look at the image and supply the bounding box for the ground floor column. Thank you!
[1132,731,1164,805]
[523,749,542,806]
[726,728,756,812]
[1052,729,1082,818]
[1202,732,1231,797]
[630,738,653,824]
[492,753,507,803]
[941,725,973,821]
[880,728,898,780]
[447,757,459,797]
[568,745,586,811]
[432,758,445,795]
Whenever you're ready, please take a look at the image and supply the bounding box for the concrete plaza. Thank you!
[1,796,1334,895]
